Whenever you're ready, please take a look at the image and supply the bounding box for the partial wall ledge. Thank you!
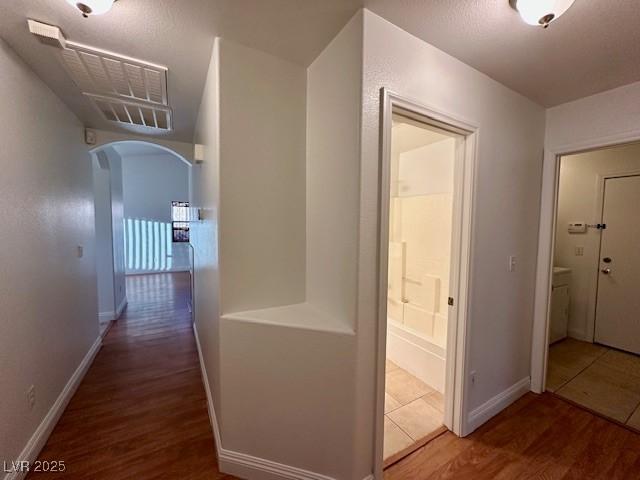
[222,302,355,336]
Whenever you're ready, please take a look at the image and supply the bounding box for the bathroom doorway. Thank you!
[377,90,476,469]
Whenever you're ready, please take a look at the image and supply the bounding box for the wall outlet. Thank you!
[470,370,477,386]
[508,255,517,272]
[27,385,36,410]
[574,246,584,256]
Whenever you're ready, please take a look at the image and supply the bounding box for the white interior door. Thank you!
[594,175,640,354]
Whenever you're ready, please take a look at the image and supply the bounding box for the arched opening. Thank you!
[90,140,192,334]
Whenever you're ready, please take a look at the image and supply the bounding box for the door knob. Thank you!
[601,267,611,275]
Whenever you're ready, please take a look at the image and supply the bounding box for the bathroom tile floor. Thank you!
[547,338,640,431]
[383,360,445,463]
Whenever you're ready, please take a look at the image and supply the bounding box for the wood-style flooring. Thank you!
[385,392,640,479]
[26,273,640,479]
[29,273,235,479]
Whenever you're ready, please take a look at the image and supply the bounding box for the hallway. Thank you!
[29,273,232,479]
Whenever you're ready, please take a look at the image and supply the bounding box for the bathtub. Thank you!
[386,317,446,393]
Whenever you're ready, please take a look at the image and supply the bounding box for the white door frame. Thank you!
[531,134,640,393]
[373,89,478,477]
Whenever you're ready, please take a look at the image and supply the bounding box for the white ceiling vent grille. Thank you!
[60,44,168,105]
[86,94,172,131]
[27,20,172,132]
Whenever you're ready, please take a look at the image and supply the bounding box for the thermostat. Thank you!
[568,222,587,234]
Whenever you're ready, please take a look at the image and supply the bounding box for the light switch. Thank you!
[574,246,584,256]
[76,245,84,258]
[509,255,517,272]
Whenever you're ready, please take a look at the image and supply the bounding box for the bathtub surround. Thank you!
[386,117,456,394]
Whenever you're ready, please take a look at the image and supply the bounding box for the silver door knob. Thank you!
[601,268,611,275]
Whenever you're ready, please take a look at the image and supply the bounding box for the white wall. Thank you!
[554,144,640,340]
[532,81,640,392]
[108,151,127,311]
[92,148,127,323]
[0,39,99,465]
[93,154,115,323]
[119,151,190,274]
[121,153,189,223]
[306,15,362,327]
[218,39,307,314]
[359,11,546,452]
[191,36,223,423]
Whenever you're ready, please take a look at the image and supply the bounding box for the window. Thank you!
[171,201,190,242]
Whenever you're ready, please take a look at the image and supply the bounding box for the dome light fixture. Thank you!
[66,0,116,18]
[511,0,576,28]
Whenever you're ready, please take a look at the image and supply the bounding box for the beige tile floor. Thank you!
[383,359,444,460]
[547,338,640,430]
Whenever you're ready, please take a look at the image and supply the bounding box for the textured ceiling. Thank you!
[364,0,640,107]
[0,0,360,142]
[1,1,639,143]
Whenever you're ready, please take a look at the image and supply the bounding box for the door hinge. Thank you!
[448,297,454,306]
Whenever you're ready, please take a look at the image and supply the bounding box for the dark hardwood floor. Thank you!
[27,273,640,479]
[29,273,234,479]
[385,392,640,479]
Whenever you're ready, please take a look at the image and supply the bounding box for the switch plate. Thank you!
[76,245,84,258]
[574,246,584,256]
[509,255,517,272]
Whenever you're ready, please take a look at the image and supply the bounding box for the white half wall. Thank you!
[532,80,640,392]
[0,38,99,466]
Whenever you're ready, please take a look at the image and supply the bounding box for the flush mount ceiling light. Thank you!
[66,0,116,18]
[511,0,576,28]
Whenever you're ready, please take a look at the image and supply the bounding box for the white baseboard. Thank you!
[4,336,102,480]
[115,296,128,319]
[98,310,115,323]
[98,296,127,325]
[193,323,349,480]
[465,376,530,435]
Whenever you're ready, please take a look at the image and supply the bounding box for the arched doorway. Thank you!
[90,140,192,334]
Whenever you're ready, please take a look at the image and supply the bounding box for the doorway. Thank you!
[90,140,194,335]
[376,90,476,469]
[543,142,640,431]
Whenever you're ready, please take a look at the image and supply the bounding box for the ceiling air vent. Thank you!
[60,44,168,105]
[27,19,172,132]
[86,94,172,131]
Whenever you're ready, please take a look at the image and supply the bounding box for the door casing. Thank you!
[373,88,478,478]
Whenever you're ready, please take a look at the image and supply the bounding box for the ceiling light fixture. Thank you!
[511,0,576,28]
[66,0,116,18]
